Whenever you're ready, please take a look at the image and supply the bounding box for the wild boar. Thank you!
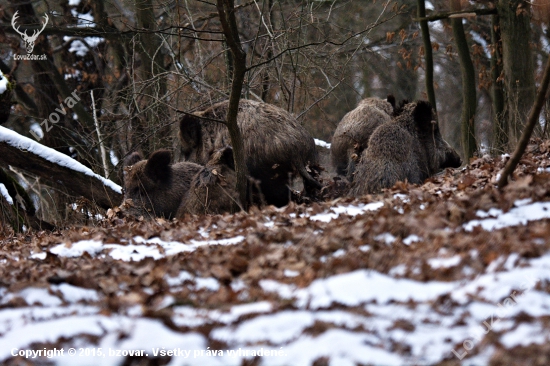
[122,149,202,219]
[179,99,321,207]
[178,146,240,216]
[331,95,397,178]
[349,100,462,196]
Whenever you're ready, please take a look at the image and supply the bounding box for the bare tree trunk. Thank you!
[450,0,477,160]
[90,0,127,165]
[417,0,437,113]
[497,0,536,148]
[498,53,550,188]
[261,0,274,102]
[216,0,249,210]
[491,13,506,153]
[135,0,168,156]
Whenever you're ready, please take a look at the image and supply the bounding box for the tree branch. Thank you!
[216,0,249,209]
[497,53,550,188]
[414,7,497,23]
[417,0,437,112]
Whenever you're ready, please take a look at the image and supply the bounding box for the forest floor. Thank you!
[1,140,550,365]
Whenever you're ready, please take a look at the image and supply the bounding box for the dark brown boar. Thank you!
[122,149,202,219]
[349,100,462,196]
[179,99,321,207]
[331,95,397,177]
[178,146,240,216]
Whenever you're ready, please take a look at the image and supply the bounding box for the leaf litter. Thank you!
[1,139,550,364]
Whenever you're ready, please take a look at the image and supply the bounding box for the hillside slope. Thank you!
[1,140,550,365]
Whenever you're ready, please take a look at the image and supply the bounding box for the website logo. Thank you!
[11,11,48,54]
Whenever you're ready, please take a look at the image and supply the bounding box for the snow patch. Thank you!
[50,240,104,258]
[375,233,396,245]
[194,277,220,291]
[500,323,549,348]
[464,201,550,231]
[0,184,13,205]
[284,269,300,277]
[309,202,383,222]
[314,139,331,149]
[403,234,422,245]
[173,301,273,328]
[428,255,461,269]
[52,284,99,303]
[47,236,245,261]
[260,270,455,309]
[358,245,371,252]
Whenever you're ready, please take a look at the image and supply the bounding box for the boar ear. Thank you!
[124,152,143,167]
[393,99,409,117]
[145,149,172,181]
[386,94,396,110]
[218,146,235,170]
[179,114,202,147]
[412,100,434,132]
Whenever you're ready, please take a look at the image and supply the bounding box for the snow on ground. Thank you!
[463,199,550,232]
[2,249,549,365]
[308,201,383,222]
[2,187,550,365]
[428,254,461,269]
[45,236,246,261]
[39,202,382,262]
[0,126,121,193]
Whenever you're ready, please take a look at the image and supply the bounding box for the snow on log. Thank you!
[0,183,13,205]
[0,126,122,209]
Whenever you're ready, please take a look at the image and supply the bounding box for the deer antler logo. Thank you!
[11,11,49,54]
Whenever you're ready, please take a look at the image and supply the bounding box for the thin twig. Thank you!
[91,90,109,179]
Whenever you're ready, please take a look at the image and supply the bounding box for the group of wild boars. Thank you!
[338,99,462,196]
[179,99,321,207]
[122,99,322,218]
[120,96,462,219]
[331,95,397,177]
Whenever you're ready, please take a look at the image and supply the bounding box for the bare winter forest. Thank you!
[1,0,550,365]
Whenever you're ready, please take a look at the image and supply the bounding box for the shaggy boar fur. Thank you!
[179,99,321,207]
[331,95,397,177]
[349,100,462,196]
[178,146,240,216]
[122,150,202,218]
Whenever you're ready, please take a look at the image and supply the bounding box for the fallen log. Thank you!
[0,126,122,209]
